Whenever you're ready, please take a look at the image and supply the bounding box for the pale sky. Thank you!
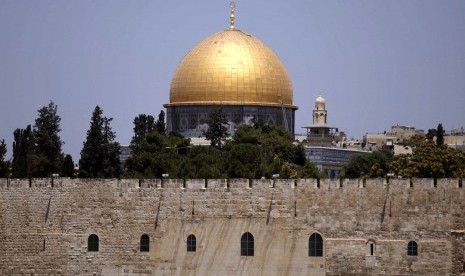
[1,0,464,162]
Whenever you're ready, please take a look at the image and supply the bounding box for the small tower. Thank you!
[302,96,338,147]
[313,96,327,126]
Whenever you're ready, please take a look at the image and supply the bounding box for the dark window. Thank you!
[309,233,323,257]
[88,234,99,252]
[241,232,254,256]
[187,234,196,252]
[407,241,418,256]
[140,234,150,252]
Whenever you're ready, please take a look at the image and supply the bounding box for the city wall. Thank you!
[0,178,464,275]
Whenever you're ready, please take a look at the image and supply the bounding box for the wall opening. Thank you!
[140,234,150,252]
[88,234,99,252]
[241,232,254,256]
[407,241,418,256]
[367,240,376,256]
[187,234,196,252]
[294,201,297,217]
[308,233,323,257]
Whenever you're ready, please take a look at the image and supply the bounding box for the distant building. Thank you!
[364,125,424,152]
[119,145,132,167]
[305,147,364,178]
[364,125,465,153]
[445,127,465,152]
[302,96,364,178]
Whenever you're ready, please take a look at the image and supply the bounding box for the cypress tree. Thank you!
[79,106,121,178]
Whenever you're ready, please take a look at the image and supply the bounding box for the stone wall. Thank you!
[0,178,464,275]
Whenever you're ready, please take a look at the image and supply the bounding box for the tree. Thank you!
[61,154,75,178]
[130,114,156,154]
[34,101,63,176]
[155,110,166,135]
[426,128,437,143]
[436,123,444,146]
[176,146,226,179]
[342,150,393,179]
[79,106,121,178]
[125,132,190,178]
[0,139,8,177]
[11,125,36,178]
[205,107,229,150]
[228,124,318,179]
[389,136,465,178]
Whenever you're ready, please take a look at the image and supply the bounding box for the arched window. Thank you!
[241,232,254,256]
[88,234,99,252]
[187,234,196,252]
[140,234,150,252]
[309,233,323,257]
[407,241,418,256]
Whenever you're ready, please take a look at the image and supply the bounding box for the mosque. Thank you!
[164,3,297,137]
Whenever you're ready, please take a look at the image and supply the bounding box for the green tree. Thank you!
[426,128,437,143]
[130,114,156,154]
[205,107,229,150]
[11,125,36,178]
[390,136,465,178]
[155,110,166,135]
[436,123,444,146]
[61,154,75,177]
[34,101,63,177]
[228,124,318,179]
[176,146,226,179]
[125,131,190,178]
[79,106,121,178]
[226,143,263,178]
[0,139,8,177]
[342,150,393,178]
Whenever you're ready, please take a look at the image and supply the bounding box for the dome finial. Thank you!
[230,2,235,30]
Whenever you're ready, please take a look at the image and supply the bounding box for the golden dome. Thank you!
[166,29,296,109]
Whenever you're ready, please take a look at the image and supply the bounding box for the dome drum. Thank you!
[166,105,295,137]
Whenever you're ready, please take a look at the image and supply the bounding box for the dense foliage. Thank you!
[124,116,319,179]
[79,106,121,178]
[342,150,393,179]
[389,135,465,178]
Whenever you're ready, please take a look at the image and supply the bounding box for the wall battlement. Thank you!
[1,178,464,275]
[0,177,463,190]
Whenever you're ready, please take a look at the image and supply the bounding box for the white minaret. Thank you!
[313,96,327,126]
